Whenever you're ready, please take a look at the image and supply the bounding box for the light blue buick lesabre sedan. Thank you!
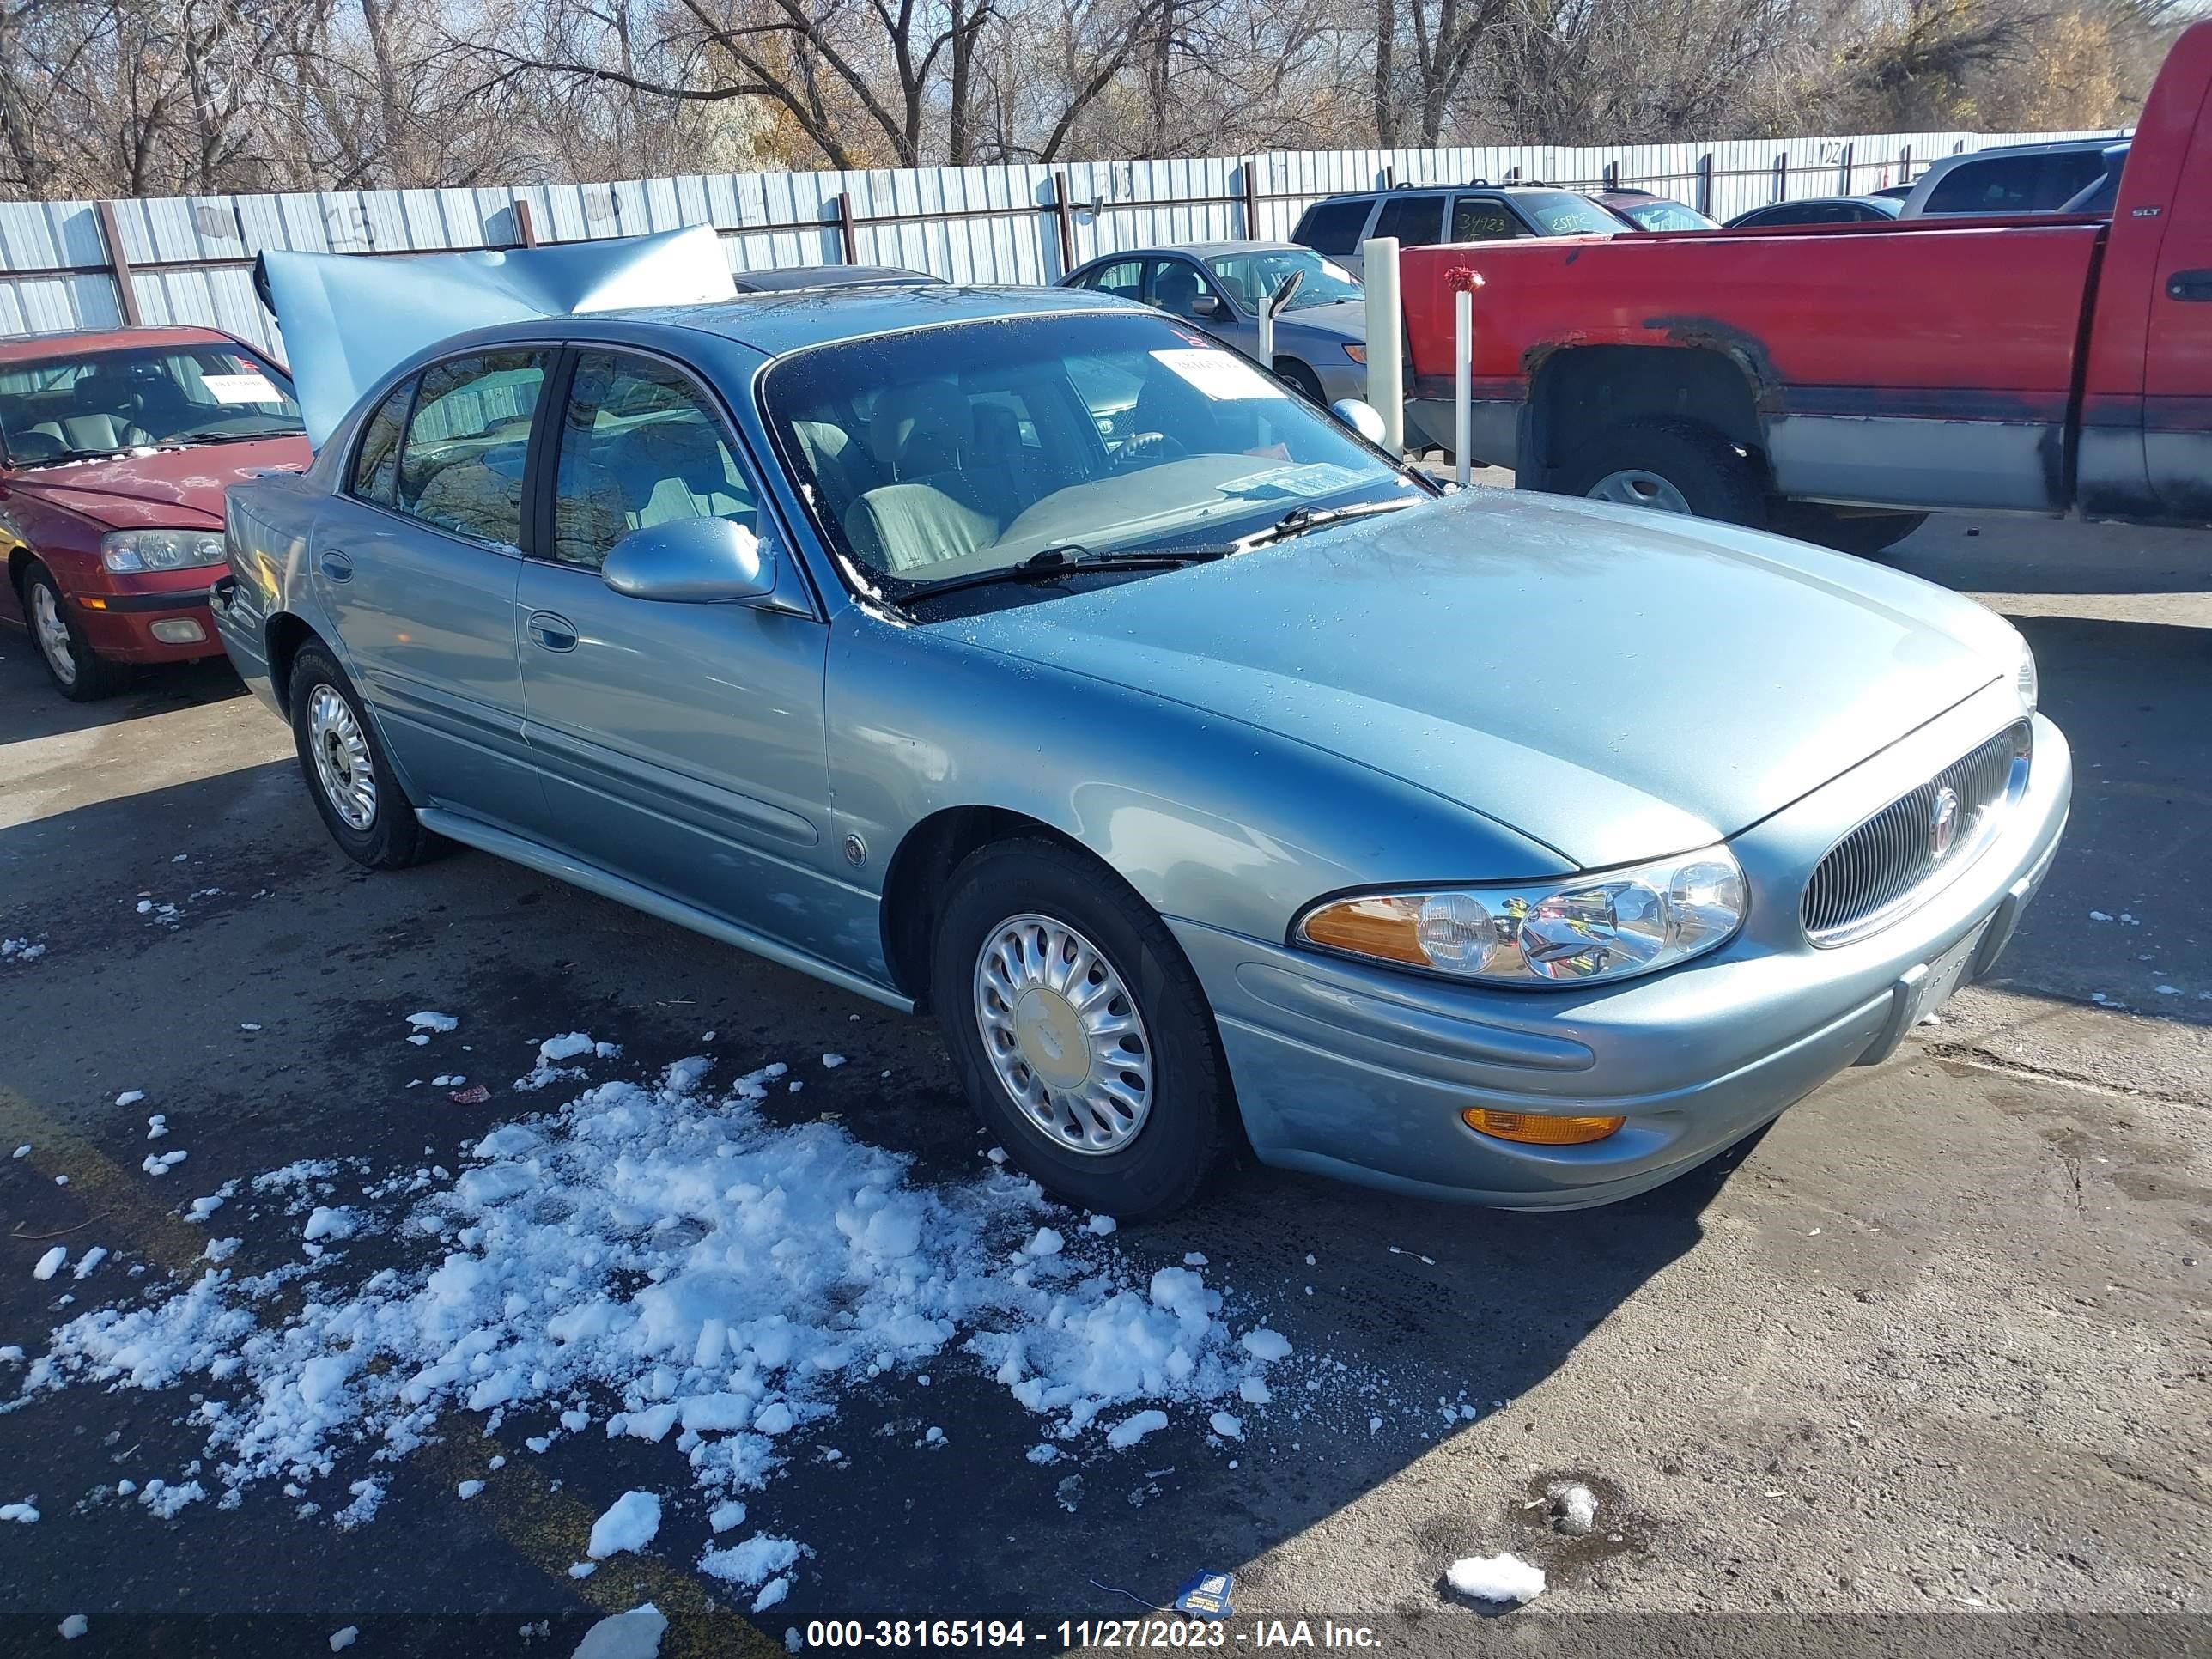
[213,235,2068,1220]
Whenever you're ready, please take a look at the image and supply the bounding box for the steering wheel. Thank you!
[1112,431,1188,470]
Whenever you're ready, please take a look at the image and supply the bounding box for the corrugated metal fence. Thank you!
[0,125,2119,359]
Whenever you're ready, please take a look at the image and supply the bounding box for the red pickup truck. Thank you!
[1401,20,2210,551]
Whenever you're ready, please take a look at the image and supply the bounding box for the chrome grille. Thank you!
[1802,722,2032,945]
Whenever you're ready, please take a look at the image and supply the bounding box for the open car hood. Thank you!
[258,226,737,449]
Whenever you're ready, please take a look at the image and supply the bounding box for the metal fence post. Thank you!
[1242,159,1260,240]
[1052,172,1075,276]
[836,191,859,264]
[1838,141,1854,195]
[1602,161,1620,191]
[514,199,540,247]
[94,201,142,328]
[1899,144,1913,185]
[1772,153,1789,204]
[1696,154,1714,216]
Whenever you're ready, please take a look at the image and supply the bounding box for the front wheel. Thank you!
[23,562,126,702]
[1559,419,1767,529]
[1274,360,1328,404]
[288,642,440,869]
[931,839,1234,1220]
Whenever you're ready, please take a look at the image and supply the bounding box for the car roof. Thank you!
[588,283,1143,358]
[0,325,241,366]
[1308,181,1567,204]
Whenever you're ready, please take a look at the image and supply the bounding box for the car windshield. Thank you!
[1619,198,1717,231]
[1520,191,1632,236]
[1202,249,1363,311]
[763,312,1414,596]
[0,343,301,465]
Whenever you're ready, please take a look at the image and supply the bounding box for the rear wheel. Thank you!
[931,839,1233,1220]
[1560,419,1767,529]
[23,562,126,702]
[288,643,440,869]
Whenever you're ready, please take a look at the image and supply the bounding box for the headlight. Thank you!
[100,529,226,574]
[1294,846,1747,988]
[2014,635,2038,714]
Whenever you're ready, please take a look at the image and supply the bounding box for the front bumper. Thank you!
[68,568,225,663]
[1173,695,2071,1209]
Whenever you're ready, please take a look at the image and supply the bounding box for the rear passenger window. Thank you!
[1371,193,1447,247]
[1081,260,1146,301]
[397,350,549,550]
[550,351,756,571]
[349,380,412,506]
[1294,198,1376,255]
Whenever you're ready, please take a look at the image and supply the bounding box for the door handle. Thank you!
[2167,269,2212,301]
[526,611,578,653]
[319,551,353,582]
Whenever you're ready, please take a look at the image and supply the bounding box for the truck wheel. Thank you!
[1774,505,1929,557]
[931,838,1234,1221]
[1562,420,1767,529]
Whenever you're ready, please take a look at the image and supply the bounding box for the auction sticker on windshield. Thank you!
[203,373,282,404]
[1152,348,1286,400]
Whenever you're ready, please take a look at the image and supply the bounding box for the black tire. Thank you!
[1275,359,1328,404]
[1559,418,1768,529]
[1774,504,1930,557]
[22,562,127,702]
[287,643,440,869]
[931,838,1234,1220]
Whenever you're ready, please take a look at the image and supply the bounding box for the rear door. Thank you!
[516,346,837,951]
[313,349,549,827]
[2144,94,2212,515]
[1370,192,1449,251]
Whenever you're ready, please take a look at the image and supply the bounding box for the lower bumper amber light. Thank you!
[1462,1109,1626,1146]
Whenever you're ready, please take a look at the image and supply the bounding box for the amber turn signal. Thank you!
[1297,894,1429,965]
[1462,1108,1626,1146]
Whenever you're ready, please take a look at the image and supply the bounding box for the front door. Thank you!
[2145,81,2212,518]
[313,349,549,827]
[516,348,837,954]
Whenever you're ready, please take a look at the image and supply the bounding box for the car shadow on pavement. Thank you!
[758,1127,1768,1626]
[0,647,246,748]
[1996,611,2210,1024]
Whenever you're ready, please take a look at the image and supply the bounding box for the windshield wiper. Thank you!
[902,542,1231,602]
[1241,495,1424,548]
[167,425,304,446]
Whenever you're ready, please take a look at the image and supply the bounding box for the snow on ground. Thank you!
[1445,1553,1547,1603]
[588,1491,662,1558]
[15,1037,1322,1601]
[2,936,48,962]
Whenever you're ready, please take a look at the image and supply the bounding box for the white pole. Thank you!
[1454,286,1472,489]
[1361,234,1402,454]
[1258,295,1273,367]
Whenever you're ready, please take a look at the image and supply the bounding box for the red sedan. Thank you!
[0,325,309,700]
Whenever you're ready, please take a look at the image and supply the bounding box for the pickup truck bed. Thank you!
[1399,19,2211,534]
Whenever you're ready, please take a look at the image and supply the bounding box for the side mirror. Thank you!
[1267,269,1306,316]
[1329,398,1389,445]
[602,515,779,604]
[1189,294,1224,319]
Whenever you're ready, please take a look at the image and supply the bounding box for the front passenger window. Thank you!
[551,351,757,571]
[397,350,548,549]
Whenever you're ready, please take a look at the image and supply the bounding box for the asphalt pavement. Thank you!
[0,503,2206,1659]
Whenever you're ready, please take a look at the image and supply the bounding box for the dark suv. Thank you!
[1290,185,1629,276]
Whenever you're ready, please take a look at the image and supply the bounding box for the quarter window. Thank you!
[349,380,412,506]
[550,351,757,571]
[1370,193,1448,246]
[1293,198,1376,256]
[396,349,549,550]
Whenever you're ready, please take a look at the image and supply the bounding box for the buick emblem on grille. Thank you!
[1929,786,1961,858]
